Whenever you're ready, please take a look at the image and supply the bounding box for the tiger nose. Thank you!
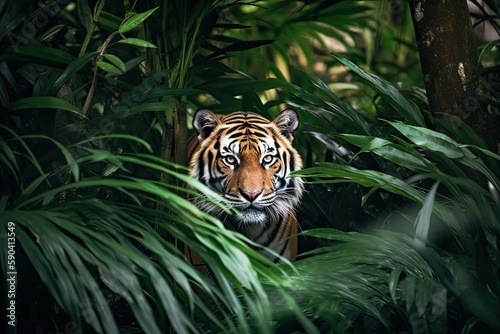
[240,189,263,202]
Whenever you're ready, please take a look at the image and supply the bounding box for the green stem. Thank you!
[79,0,106,57]
[178,16,203,89]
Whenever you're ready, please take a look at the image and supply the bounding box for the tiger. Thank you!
[186,108,304,273]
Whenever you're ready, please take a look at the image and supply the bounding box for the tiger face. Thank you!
[189,109,304,229]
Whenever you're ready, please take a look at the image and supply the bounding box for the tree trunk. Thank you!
[409,0,500,153]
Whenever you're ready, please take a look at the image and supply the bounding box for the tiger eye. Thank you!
[224,156,236,165]
[263,155,274,164]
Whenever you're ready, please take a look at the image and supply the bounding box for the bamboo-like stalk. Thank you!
[78,0,106,57]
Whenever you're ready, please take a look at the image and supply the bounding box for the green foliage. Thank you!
[1,126,312,333]
[1,0,499,333]
[293,53,500,331]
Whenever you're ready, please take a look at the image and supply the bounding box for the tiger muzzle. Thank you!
[239,188,263,202]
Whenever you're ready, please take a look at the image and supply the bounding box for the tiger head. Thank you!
[189,109,304,227]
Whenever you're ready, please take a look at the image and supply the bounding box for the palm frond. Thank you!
[0,130,299,333]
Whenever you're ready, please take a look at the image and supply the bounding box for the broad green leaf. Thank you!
[119,7,159,33]
[389,122,500,189]
[103,54,126,73]
[7,96,85,117]
[462,144,500,162]
[118,38,157,48]
[340,134,432,173]
[96,61,124,74]
[389,122,473,159]
[76,0,93,30]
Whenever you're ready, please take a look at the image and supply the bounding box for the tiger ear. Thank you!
[273,108,299,141]
[193,108,220,141]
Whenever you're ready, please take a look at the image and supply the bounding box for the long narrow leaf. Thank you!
[7,96,85,118]
[334,54,425,126]
[119,7,159,33]
[414,182,440,247]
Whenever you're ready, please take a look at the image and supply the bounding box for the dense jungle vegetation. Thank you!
[1,0,499,333]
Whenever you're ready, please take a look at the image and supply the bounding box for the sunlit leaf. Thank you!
[389,122,471,159]
[103,54,126,73]
[96,61,124,74]
[119,7,159,33]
